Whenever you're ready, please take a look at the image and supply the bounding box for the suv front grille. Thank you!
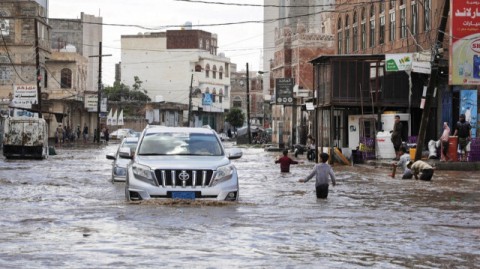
[154,169,214,188]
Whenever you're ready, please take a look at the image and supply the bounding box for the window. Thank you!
[206,40,210,51]
[389,0,396,9]
[411,1,418,35]
[212,88,216,102]
[400,6,406,38]
[233,96,242,108]
[361,8,366,50]
[353,11,358,51]
[337,17,343,54]
[424,0,431,31]
[219,66,224,79]
[205,64,210,78]
[195,64,202,72]
[389,11,396,41]
[369,5,375,47]
[379,15,385,44]
[345,15,350,53]
[199,38,203,49]
[219,89,223,103]
[61,68,72,88]
[212,65,217,79]
[225,63,229,77]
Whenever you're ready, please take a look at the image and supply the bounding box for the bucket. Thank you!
[409,148,416,160]
[448,136,458,161]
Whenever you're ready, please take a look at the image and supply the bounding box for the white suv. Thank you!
[122,126,242,201]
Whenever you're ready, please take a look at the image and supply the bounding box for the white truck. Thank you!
[2,117,49,159]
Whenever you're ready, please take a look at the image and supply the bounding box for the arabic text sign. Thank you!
[85,94,107,112]
[275,78,294,105]
[450,0,480,85]
[12,84,37,108]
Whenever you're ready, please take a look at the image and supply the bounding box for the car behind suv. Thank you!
[121,126,242,201]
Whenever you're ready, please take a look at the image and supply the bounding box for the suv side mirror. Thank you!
[118,147,133,159]
[227,148,242,160]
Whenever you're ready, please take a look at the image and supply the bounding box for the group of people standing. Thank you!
[55,124,91,145]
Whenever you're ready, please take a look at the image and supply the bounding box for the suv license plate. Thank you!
[172,192,195,200]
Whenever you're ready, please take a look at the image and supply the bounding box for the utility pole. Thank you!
[187,73,193,127]
[34,18,42,118]
[246,63,251,144]
[414,0,449,161]
[89,42,112,144]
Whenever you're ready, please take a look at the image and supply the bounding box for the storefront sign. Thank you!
[450,0,480,85]
[385,53,413,72]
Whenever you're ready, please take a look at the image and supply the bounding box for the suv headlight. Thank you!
[211,164,235,186]
[132,163,156,185]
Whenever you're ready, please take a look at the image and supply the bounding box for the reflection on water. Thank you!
[0,144,478,268]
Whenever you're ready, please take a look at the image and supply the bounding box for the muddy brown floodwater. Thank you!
[0,142,479,268]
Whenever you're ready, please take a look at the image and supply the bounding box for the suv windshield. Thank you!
[137,132,223,156]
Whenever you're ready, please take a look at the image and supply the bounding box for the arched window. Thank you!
[219,66,224,80]
[61,68,72,88]
[219,89,224,103]
[233,96,242,108]
[212,88,217,102]
[205,64,210,78]
[195,64,202,72]
[212,65,217,79]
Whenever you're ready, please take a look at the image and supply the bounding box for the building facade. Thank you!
[120,29,232,131]
[0,0,50,107]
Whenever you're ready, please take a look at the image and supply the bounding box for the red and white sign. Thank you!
[450,0,480,85]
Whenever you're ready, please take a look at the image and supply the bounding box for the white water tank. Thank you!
[154,95,165,103]
[375,131,396,159]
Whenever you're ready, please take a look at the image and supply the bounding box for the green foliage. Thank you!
[225,107,245,128]
[103,77,151,102]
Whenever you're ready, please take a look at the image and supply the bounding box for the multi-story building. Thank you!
[310,0,451,152]
[49,13,102,93]
[120,28,232,131]
[266,0,336,147]
[230,68,265,128]
[0,0,50,113]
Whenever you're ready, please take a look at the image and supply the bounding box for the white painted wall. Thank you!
[121,34,231,113]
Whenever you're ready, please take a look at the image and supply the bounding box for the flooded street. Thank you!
[0,143,479,268]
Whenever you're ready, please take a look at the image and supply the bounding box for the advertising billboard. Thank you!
[275,78,294,105]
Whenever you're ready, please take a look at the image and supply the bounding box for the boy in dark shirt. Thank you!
[275,150,302,172]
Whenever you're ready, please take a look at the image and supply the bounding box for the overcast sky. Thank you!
[48,0,264,86]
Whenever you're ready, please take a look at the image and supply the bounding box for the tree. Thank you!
[103,77,151,102]
[225,107,245,130]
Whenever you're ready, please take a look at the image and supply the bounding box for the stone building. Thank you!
[0,0,50,113]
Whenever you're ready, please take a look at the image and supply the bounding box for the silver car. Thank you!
[106,137,139,182]
[121,126,242,201]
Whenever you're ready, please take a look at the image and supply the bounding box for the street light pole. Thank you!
[246,63,251,144]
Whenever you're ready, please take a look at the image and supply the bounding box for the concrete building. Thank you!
[49,12,103,92]
[120,29,232,131]
[0,0,50,107]
[43,51,88,138]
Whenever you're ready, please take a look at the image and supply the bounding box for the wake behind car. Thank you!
[106,137,139,182]
[121,126,242,201]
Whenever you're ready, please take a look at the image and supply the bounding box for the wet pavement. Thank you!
[0,142,479,268]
